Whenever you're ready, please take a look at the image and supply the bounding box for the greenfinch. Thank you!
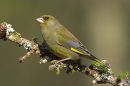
[36,15,101,63]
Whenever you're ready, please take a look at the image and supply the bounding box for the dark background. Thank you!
[0,0,130,86]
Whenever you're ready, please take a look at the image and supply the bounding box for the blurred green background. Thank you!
[0,0,130,86]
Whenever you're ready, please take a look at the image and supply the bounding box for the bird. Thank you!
[36,15,102,64]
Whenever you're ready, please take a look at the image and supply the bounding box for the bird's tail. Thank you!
[89,53,104,65]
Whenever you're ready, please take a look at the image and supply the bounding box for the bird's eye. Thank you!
[44,17,49,20]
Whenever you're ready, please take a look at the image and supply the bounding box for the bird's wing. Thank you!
[55,26,90,56]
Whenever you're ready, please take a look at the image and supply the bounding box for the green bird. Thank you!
[36,15,101,63]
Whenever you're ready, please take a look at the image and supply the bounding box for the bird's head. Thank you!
[36,15,59,28]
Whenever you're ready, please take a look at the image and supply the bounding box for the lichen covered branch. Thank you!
[0,22,130,86]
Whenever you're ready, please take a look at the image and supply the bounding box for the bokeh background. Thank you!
[0,0,130,86]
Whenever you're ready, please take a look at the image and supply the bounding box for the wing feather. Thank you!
[55,26,90,56]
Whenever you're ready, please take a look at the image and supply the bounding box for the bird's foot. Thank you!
[55,58,71,64]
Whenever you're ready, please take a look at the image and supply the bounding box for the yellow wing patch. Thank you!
[70,48,85,55]
[56,40,86,55]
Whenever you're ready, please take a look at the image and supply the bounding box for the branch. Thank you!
[0,22,130,86]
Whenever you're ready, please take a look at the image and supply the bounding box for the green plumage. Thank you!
[36,15,101,62]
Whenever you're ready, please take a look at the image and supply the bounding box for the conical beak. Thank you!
[36,17,44,23]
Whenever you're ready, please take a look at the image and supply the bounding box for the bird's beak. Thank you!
[36,17,44,23]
